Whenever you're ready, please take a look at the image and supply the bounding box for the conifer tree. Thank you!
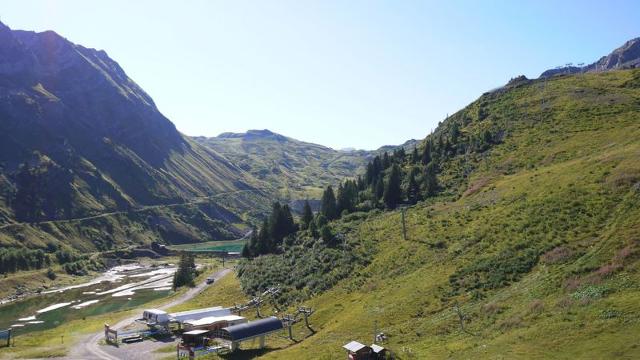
[320,225,334,245]
[412,146,419,163]
[375,177,385,204]
[301,200,313,230]
[257,218,270,255]
[396,148,406,162]
[242,225,259,258]
[406,167,420,204]
[383,164,402,209]
[321,185,338,220]
[309,219,319,239]
[424,162,438,197]
[337,180,357,215]
[422,140,432,165]
[173,252,197,289]
[382,152,391,169]
[450,122,460,144]
[268,202,296,251]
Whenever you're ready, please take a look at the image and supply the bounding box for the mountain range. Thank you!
[194,130,416,199]
[0,18,639,360]
[0,21,412,251]
[0,21,271,250]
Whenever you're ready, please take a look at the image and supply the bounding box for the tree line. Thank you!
[241,115,499,258]
[0,246,103,276]
[242,199,342,258]
[0,248,49,273]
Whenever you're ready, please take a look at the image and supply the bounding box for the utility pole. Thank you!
[373,320,378,344]
[297,307,315,332]
[254,298,262,318]
[282,315,296,340]
[453,301,476,336]
[400,208,407,240]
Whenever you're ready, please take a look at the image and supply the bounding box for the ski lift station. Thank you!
[183,314,247,332]
[141,306,232,328]
[211,316,283,351]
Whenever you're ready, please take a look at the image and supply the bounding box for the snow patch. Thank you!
[36,302,71,313]
[71,299,100,309]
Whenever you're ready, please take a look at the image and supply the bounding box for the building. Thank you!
[371,344,389,359]
[141,306,233,329]
[169,306,232,323]
[183,315,247,332]
[142,309,169,325]
[181,329,210,347]
[343,341,372,360]
[212,316,283,351]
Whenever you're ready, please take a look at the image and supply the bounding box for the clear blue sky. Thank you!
[2,1,639,149]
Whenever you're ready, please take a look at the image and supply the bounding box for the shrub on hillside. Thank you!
[571,285,609,302]
[449,247,541,293]
[555,296,574,311]
[46,268,57,280]
[481,302,504,316]
[0,248,50,273]
[540,246,575,264]
[499,315,523,331]
[528,299,544,315]
[237,234,369,305]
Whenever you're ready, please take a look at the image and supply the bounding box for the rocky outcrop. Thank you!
[540,37,640,78]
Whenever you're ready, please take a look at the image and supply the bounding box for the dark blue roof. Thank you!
[222,317,283,341]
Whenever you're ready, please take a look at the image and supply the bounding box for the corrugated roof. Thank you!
[185,315,246,327]
[144,309,167,315]
[343,341,368,352]
[170,306,223,317]
[221,317,283,341]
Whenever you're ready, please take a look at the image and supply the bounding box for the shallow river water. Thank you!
[0,264,177,334]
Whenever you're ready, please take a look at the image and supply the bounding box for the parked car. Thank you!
[206,277,215,284]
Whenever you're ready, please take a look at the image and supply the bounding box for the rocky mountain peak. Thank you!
[540,37,640,78]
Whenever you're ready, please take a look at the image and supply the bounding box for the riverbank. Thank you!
[0,257,229,359]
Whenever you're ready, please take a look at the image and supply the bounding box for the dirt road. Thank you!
[0,189,263,231]
[66,268,232,360]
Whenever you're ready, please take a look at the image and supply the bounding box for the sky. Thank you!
[2,1,639,150]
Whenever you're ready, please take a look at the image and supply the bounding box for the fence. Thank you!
[177,344,229,359]
[105,323,165,345]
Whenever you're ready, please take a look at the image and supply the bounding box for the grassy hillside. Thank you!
[0,189,269,251]
[227,69,640,359]
[194,130,373,199]
[0,22,273,256]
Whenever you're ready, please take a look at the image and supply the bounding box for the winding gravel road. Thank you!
[65,268,232,360]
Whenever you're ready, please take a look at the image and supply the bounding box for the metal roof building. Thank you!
[211,316,283,350]
[183,315,247,332]
[216,316,283,342]
[169,306,231,323]
[343,341,372,360]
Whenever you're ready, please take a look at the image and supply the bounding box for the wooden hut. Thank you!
[343,341,371,360]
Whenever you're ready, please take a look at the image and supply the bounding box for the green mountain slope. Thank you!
[0,22,269,251]
[194,130,375,199]
[237,69,640,359]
